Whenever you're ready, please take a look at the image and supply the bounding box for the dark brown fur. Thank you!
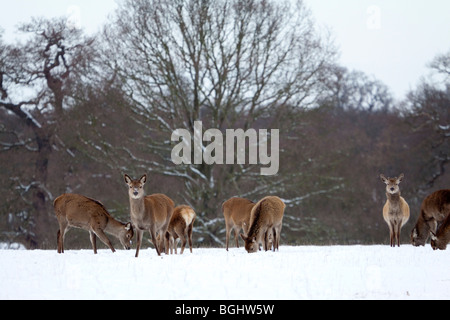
[54,193,133,254]
[411,189,450,247]
[222,197,255,251]
[164,205,196,254]
[431,214,450,250]
[124,174,174,257]
[240,196,285,253]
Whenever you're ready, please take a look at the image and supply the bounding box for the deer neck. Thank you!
[387,192,401,203]
[105,218,123,236]
[129,196,146,217]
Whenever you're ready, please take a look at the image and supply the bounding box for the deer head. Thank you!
[240,233,258,253]
[380,173,404,195]
[124,174,147,199]
[119,222,134,250]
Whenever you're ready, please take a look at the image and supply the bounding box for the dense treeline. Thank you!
[0,0,448,249]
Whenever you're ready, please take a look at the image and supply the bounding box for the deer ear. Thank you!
[252,237,257,243]
[240,233,248,241]
[125,223,132,231]
[140,174,147,184]
[124,174,132,185]
[397,173,404,183]
[380,174,388,184]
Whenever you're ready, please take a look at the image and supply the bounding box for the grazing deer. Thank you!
[54,193,133,254]
[240,196,285,253]
[380,174,410,247]
[431,217,450,250]
[164,205,196,254]
[222,197,256,251]
[124,174,174,257]
[411,189,450,248]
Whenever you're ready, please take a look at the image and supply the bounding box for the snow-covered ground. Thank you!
[1,245,449,300]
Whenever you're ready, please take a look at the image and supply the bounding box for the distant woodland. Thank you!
[1,0,448,249]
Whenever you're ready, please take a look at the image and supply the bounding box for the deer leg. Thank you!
[272,228,277,251]
[149,229,161,256]
[187,222,194,253]
[93,228,116,253]
[396,223,402,247]
[179,232,187,255]
[276,225,282,251]
[135,229,143,258]
[234,226,240,249]
[57,222,68,254]
[57,229,64,254]
[164,231,170,255]
[89,231,98,254]
[388,223,394,247]
[170,236,174,254]
[225,224,231,251]
[173,237,178,254]
[167,231,175,254]
[264,230,269,251]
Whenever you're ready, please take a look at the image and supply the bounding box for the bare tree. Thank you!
[0,18,95,247]
[93,0,336,244]
[403,50,449,193]
[321,65,393,112]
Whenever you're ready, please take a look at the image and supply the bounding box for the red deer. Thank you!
[380,174,410,247]
[431,217,450,250]
[164,205,196,254]
[222,197,255,251]
[411,189,450,248]
[124,174,174,257]
[240,196,285,253]
[54,193,133,254]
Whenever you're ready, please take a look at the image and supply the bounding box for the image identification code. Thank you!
[175,304,275,317]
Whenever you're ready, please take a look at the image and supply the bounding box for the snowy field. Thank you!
[1,245,449,300]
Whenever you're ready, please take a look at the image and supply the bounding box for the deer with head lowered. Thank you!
[240,196,285,253]
[163,205,196,255]
[411,189,450,249]
[222,197,255,251]
[431,215,450,250]
[380,173,410,247]
[124,174,174,257]
[54,193,133,254]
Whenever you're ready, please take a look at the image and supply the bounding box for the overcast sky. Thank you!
[1,0,449,100]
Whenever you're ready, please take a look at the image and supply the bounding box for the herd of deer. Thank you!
[53,173,449,256]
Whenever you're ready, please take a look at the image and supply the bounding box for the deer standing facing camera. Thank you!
[380,173,410,247]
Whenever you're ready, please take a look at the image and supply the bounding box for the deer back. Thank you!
[54,193,110,230]
[247,196,285,239]
[421,189,450,222]
[144,193,175,226]
[222,197,255,225]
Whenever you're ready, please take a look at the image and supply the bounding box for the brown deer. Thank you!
[411,189,450,248]
[380,173,410,247]
[431,216,450,250]
[222,197,256,251]
[164,205,196,254]
[54,193,133,254]
[240,196,285,253]
[124,174,174,257]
